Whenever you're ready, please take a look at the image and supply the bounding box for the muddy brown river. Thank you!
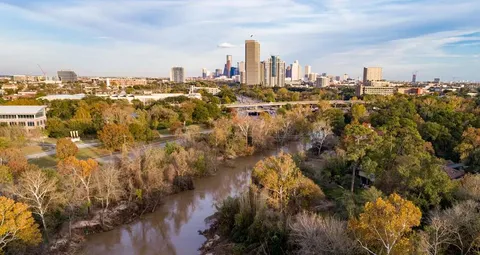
[80,143,303,255]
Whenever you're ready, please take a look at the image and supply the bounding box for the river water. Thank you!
[80,143,303,255]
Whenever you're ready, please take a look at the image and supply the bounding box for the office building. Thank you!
[335,76,341,82]
[412,74,417,84]
[57,70,78,83]
[245,40,261,85]
[343,74,349,81]
[308,73,317,82]
[305,65,311,78]
[363,67,383,85]
[230,67,238,77]
[215,69,223,77]
[261,55,286,87]
[315,77,329,88]
[225,55,232,78]
[202,68,208,79]
[0,106,47,130]
[238,61,245,73]
[356,85,396,97]
[170,67,185,83]
[286,66,292,78]
[434,78,440,83]
[291,60,302,81]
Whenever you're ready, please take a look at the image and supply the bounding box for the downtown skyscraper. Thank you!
[261,55,286,87]
[245,40,260,85]
[225,55,232,78]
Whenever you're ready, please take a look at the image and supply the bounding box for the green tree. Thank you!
[46,117,69,138]
[351,103,367,122]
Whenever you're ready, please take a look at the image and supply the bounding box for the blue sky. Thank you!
[0,0,479,81]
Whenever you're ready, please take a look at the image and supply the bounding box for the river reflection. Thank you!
[80,143,303,255]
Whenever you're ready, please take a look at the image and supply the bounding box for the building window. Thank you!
[19,122,26,126]
[28,122,35,127]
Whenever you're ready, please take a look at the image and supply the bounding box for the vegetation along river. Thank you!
[80,143,303,255]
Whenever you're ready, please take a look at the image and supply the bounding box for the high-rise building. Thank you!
[238,61,245,73]
[308,73,317,82]
[245,40,261,85]
[363,67,383,85]
[57,70,78,83]
[335,76,341,82]
[286,66,292,78]
[230,67,238,77]
[261,55,286,87]
[202,68,208,79]
[225,55,232,78]
[343,74,349,81]
[315,77,329,88]
[170,67,185,83]
[412,74,417,84]
[305,65,311,78]
[321,73,327,77]
[215,69,223,77]
[291,60,301,81]
[433,78,440,83]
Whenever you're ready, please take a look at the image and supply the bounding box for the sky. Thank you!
[0,0,479,81]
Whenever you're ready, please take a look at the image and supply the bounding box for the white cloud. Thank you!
[0,0,479,80]
[217,43,236,48]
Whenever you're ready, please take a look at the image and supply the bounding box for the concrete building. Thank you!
[291,60,302,81]
[343,74,349,81]
[305,65,312,78]
[286,66,292,78]
[261,55,286,87]
[190,86,221,95]
[356,84,396,97]
[315,77,329,88]
[0,105,47,130]
[12,75,27,82]
[57,70,78,83]
[363,67,382,85]
[434,78,440,83]
[308,73,317,82]
[215,69,223,77]
[170,67,185,83]
[39,94,86,101]
[202,68,208,79]
[245,40,261,85]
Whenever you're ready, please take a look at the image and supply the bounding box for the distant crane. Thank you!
[37,64,47,80]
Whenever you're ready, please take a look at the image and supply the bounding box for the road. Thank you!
[26,142,101,159]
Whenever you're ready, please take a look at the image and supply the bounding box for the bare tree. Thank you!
[419,211,455,255]
[8,168,64,238]
[93,164,125,212]
[290,212,359,255]
[310,120,332,155]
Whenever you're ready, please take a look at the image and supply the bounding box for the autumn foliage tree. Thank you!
[58,157,99,213]
[252,152,324,213]
[349,193,422,255]
[98,123,134,151]
[56,138,78,159]
[0,196,41,251]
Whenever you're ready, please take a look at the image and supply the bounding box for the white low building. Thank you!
[0,106,47,130]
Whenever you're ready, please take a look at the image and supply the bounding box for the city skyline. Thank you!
[0,0,479,81]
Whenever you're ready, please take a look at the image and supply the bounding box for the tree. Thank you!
[98,123,133,151]
[58,157,98,213]
[56,138,78,159]
[8,168,63,237]
[252,152,323,213]
[351,104,367,122]
[456,174,480,201]
[93,164,124,212]
[0,196,41,250]
[310,120,332,155]
[290,212,359,255]
[342,123,378,192]
[349,193,422,255]
[0,148,28,175]
[456,127,480,170]
[46,117,70,138]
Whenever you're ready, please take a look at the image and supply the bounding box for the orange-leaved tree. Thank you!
[0,196,42,251]
[58,156,98,213]
[56,138,78,160]
[349,193,421,255]
[98,123,134,151]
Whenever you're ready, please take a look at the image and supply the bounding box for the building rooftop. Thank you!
[40,94,86,101]
[0,105,46,115]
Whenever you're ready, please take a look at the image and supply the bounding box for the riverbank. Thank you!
[76,143,303,255]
